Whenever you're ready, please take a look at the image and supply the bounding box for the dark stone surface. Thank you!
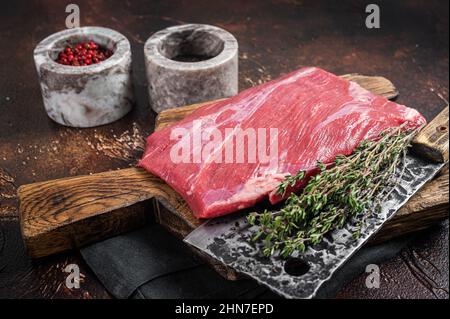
[337,220,449,299]
[0,0,448,298]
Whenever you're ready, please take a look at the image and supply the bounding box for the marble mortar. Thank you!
[34,27,134,127]
[144,24,238,113]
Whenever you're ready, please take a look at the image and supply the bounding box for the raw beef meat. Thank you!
[139,67,426,218]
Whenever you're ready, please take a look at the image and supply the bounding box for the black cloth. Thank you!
[81,224,411,299]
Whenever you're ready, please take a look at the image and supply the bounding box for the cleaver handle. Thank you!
[413,106,449,163]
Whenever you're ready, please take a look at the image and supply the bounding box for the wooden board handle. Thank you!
[413,106,449,163]
[18,167,175,257]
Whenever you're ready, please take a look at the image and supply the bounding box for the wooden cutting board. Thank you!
[18,74,449,281]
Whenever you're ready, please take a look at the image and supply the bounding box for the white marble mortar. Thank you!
[144,24,238,113]
[34,27,134,127]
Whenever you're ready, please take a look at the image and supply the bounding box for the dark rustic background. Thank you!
[0,0,448,298]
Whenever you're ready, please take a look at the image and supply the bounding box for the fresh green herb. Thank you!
[248,124,420,258]
[277,170,306,196]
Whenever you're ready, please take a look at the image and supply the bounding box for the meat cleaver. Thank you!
[184,106,449,299]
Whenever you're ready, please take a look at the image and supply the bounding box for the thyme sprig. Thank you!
[247,124,420,258]
[277,170,306,196]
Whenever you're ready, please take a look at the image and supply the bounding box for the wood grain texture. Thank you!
[18,168,161,257]
[413,106,449,163]
[340,74,399,99]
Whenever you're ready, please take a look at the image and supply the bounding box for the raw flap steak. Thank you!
[139,67,426,218]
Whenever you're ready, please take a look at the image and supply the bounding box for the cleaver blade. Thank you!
[184,117,448,298]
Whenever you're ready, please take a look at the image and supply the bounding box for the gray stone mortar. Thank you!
[34,26,134,127]
[144,24,238,113]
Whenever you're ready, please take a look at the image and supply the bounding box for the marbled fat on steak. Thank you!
[139,67,426,218]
